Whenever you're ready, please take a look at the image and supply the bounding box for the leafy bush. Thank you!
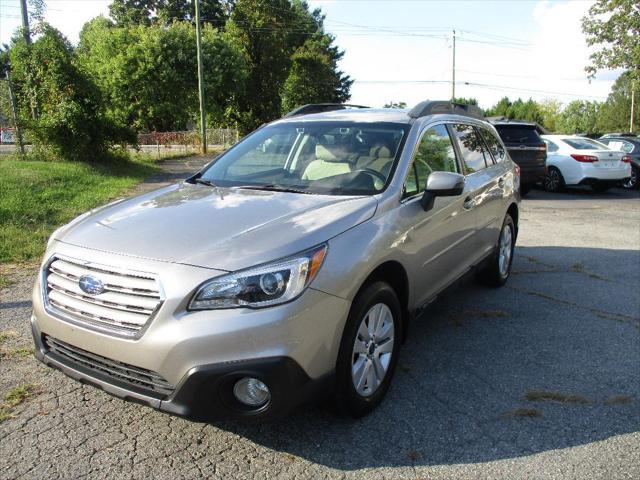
[8,25,135,161]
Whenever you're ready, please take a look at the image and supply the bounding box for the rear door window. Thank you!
[450,124,489,174]
[478,127,506,163]
[495,125,541,144]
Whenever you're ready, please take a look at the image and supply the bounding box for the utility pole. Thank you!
[195,0,207,154]
[631,79,636,133]
[19,0,31,45]
[5,70,25,155]
[451,30,456,102]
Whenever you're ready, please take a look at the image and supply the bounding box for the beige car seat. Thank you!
[302,144,353,180]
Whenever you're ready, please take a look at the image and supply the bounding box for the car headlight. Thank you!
[189,245,327,310]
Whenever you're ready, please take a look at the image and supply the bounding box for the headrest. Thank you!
[369,145,392,158]
[316,144,342,162]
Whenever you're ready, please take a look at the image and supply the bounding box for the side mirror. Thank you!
[420,171,465,211]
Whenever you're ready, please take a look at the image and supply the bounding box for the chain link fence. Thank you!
[135,128,239,159]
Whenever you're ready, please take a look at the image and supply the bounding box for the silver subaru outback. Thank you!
[31,101,520,421]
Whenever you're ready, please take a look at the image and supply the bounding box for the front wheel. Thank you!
[334,281,402,418]
[478,214,515,287]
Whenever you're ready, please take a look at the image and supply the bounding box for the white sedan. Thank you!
[541,135,632,193]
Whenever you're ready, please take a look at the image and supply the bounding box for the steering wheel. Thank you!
[353,168,387,183]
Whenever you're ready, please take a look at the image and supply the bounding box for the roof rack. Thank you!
[408,100,484,120]
[283,103,370,118]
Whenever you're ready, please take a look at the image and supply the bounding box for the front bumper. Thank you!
[32,324,334,421]
[32,243,351,421]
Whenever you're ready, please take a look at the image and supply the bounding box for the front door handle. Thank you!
[463,196,477,210]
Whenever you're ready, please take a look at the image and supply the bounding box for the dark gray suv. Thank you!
[32,101,521,421]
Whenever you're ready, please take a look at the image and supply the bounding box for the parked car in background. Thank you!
[31,101,520,421]
[598,134,640,189]
[541,135,632,193]
[490,119,546,195]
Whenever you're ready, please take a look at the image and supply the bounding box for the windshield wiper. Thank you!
[193,178,217,187]
[230,184,311,194]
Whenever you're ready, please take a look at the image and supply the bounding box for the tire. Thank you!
[520,184,531,196]
[591,184,610,193]
[478,214,516,288]
[544,167,564,192]
[622,166,638,190]
[334,281,402,418]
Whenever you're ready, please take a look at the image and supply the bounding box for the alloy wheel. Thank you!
[545,169,561,192]
[498,223,513,277]
[351,303,395,397]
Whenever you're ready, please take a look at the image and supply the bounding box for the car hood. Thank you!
[56,183,378,271]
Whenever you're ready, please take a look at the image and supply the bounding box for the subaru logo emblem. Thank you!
[79,275,105,295]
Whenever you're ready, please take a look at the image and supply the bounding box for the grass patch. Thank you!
[525,390,590,404]
[0,346,34,359]
[0,273,12,289]
[0,154,158,264]
[0,384,36,423]
[501,407,543,419]
[0,331,18,343]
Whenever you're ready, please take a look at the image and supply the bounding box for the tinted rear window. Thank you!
[563,138,608,150]
[494,125,541,144]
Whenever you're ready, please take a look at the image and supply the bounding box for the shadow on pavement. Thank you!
[214,245,640,470]
[524,185,640,201]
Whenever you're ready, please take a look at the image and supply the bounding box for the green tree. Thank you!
[77,17,246,131]
[227,0,351,133]
[157,0,232,25]
[582,0,640,81]
[538,99,563,133]
[557,100,602,134]
[453,97,478,106]
[109,0,156,26]
[8,25,134,160]
[485,96,511,117]
[597,71,639,132]
[109,0,232,26]
[485,97,543,124]
[280,36,352,114]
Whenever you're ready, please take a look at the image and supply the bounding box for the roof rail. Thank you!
[408,100,484,120]
[283,103,370,118]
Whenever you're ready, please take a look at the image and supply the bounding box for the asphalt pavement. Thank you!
[0,178,638,480]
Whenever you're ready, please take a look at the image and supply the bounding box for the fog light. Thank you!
[233,377,271,407]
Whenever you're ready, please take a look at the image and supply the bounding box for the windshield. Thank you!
[563,138,609,150]
[198,122,409,195]
[494,125,541,144]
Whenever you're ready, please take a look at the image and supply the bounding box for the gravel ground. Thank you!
[0,162,638,480]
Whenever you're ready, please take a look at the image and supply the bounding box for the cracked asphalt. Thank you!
[1,163,638,479]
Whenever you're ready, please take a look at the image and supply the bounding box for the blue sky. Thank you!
[0,0,619,109]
